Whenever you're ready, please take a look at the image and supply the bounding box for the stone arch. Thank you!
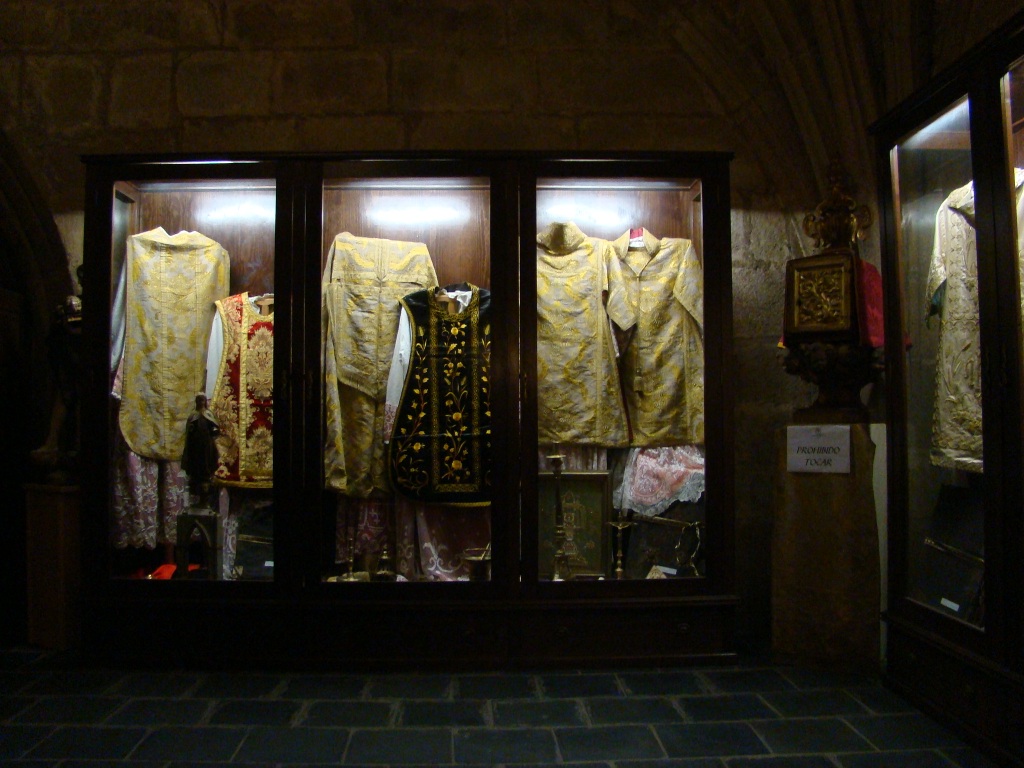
[0,127,72,645]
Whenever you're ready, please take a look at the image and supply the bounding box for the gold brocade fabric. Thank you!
[926,171,1024,473]
[609,229,704,447]
[322,233,438,496]
[210,293,274,488]
[119,227,230,461]
[536,222,633,446]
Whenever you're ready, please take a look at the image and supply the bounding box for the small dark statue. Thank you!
[30,292,82,484]
[181,393,219,509]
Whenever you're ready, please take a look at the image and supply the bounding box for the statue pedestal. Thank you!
[25,484,80,650]
[772,422,880,672]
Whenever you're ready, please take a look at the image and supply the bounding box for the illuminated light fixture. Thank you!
[366,198,471,226]
[201,200,276,223]
[899,97,970,150]
[542,203,630,231]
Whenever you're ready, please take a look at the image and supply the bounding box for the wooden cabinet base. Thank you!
[25,484,80,650]
[886,620,1024,766]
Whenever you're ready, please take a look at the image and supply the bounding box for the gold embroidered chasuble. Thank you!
[210,293,274,488]
[388,285,492,505]
[926,170,1024,472]
[536,222,633,446]
[322,232,438,497]
[609,228,705,447]
[119,227,230,461]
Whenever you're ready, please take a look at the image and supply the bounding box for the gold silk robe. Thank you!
[926,169,1024,472]
[536,222,633,446]
[119,227,230,461]
[610,228,704,447]
[322,232,438,497]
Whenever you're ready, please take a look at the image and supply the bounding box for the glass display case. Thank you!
[79,152,734,669]
[873,11,1024,764]
[99,167,278,583]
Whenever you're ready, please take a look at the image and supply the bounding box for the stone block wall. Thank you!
[2,0,1022,646]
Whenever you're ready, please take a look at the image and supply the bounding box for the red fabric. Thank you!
[213,294,274,485]
[856,258,884,348]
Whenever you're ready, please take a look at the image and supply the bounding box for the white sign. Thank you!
[787,425,851,473]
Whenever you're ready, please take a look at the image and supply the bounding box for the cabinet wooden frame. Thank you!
[78,151,736,670]
[871,9,1024,765]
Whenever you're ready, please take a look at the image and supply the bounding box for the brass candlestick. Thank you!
[373,542,396,582]
[608,509,634,580]
[340,503,361,582]
[546,451,568,581]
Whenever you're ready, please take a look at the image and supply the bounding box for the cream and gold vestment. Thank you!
[536,222,633,447]
[119,227,230,461]
[610,228,704,447]
[322,232,438,497]
[926,169,1024,472]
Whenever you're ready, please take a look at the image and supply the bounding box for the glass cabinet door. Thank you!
[889,98,986,628]
[1002,55,1024,654]
[106,169,277,582]
[533,175,706,582]
[320,167,495,584]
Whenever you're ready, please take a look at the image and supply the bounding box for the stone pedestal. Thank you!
[772,423,880,672]
[25,484,80,650]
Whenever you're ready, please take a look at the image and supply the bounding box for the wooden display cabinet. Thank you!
[872,10,1024,765]
[79,152,735,670]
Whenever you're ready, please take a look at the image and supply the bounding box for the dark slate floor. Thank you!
[0,647,1004,767]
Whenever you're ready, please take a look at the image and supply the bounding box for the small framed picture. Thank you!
[538,470,611,579]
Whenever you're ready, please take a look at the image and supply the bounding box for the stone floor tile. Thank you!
[348,726,451,763]
[845,713,967,751]
[0,724,53,759]
[835,749,960,767]
[845,685,918,714]
[64,761,167,768]
[620,671,706,696]
[108,697,211,725]
[456,673,538,699]
[305,700,395,727]
[192,673,283,698]
[209,698,302,725]
[233,726,351,763]
[655,722,769,758]
[0,695,34,720]
[12,695,126,724]
[700,669,796,694]
[540,672,622,698]
[779,666,878,690]
[941,745,1007,767]
[0,672,39,695]
[492,699,583,726]
[106,672,201,697]
[454,726,557,763]
[557,724,665,761]
[130,726,247,761]
[367,674,453,700]
[678,693,778,722]
[617,760,727,768]
[279,674,367,699]
[752,717,873,753]
[760,689,870,717]
[0,650,46,670]
[27,725,147,760]
[726,757,838,767]
[19,671,127,696]
[586,696,683,724]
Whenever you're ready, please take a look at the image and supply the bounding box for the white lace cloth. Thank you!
[614,445,705,517]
